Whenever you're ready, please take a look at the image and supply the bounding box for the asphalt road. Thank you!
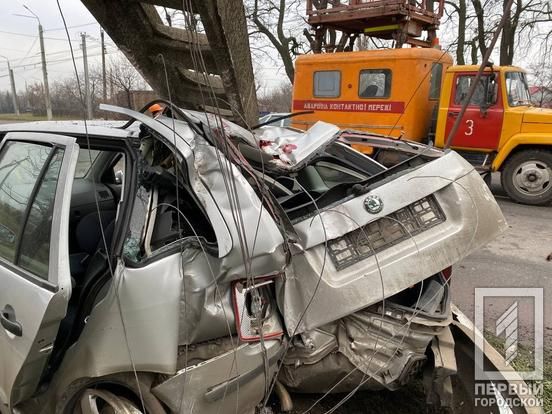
[452,173,552,348]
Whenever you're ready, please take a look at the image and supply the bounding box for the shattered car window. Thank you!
[123,124,217,262]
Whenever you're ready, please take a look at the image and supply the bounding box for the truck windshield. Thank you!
[505,72,531,107]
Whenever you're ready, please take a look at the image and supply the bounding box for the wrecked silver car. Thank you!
[0,102,509,413]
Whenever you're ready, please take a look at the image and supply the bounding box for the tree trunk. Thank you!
[456,0,467,65]
[499,0,519,65]
[126,89,132,109]
[471,0,487,58]
[470,39,478,64]
[280,45,296,83]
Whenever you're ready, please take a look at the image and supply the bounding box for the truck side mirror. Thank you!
[485,75,498,106]
[480,75,498,116]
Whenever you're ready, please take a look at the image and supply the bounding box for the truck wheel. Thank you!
[501,149,552,205]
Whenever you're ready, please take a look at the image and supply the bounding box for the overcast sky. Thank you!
[0,0,287,95]
[0,0,546,96]
[0,0,119,92]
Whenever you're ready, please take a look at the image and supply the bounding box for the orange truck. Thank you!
[291,48,552,205]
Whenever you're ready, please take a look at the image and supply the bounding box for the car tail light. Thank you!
[232,278,284,342]
[441,266,452,281]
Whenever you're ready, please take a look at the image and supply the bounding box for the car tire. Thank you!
[501,149,552,206]
[65,373,166,414]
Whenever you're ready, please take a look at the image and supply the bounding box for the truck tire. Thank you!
[501,149,552,205]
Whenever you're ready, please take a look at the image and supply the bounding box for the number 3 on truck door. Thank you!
[465,119,474,136]
[444,73,504,150]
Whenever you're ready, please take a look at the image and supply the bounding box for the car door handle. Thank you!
[448,111,460,117]
[1,305,22,337]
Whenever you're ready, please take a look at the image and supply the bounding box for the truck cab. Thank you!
[435,65,552,205]
[291,49,552,205]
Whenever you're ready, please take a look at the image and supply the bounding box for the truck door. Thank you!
[0,132,78,408]
[444,73,504,150]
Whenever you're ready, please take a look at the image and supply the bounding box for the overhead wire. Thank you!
[172,7,443,413]
[41,4,489,414]
[0,29,80,42]
[55,1,146,411]
[259,175,335,410]
[317,190,479,413]
[0,50,110,73]
[44,22,98,32]
[177,2,264,412]
[14,37,39,66]
[140,3,274,412]
[301,158,482,413]
[176,2,308,411]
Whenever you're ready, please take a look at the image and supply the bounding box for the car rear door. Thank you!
[0,132,78,408]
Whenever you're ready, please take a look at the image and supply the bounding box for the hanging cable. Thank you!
[55,1,146,411]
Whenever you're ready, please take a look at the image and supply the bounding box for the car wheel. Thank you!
[66,374,166,414]
[79,389,143,414]
[501,149,552,205]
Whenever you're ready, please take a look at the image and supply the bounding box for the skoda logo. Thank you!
[364,195,383,214]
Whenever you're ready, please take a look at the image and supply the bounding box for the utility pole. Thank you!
[81,33,93,120]
[24,80,29,110]
[38,23,53,120]
[8,67,19,116]
[0,56,19,115]
[101,29,107,102]
[109,67,114,100]
[18,6,51,119]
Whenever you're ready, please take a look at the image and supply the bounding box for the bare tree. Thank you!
[470,0,490,59]
[529,62,552,107]
[444,0,468,64]
[246,0,306,84]
[469,0,552,65]
[107,56,147,108]
[258,82,292,113]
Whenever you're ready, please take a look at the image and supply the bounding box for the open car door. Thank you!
[0,132,78,409]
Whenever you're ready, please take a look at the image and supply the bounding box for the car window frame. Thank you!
[0,133,79,291]
[16,147,64,280]
[0,142,58,278]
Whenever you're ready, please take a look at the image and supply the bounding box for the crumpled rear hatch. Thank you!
[277,146,506,334]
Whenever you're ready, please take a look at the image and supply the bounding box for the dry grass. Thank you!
[485,332,551,413]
